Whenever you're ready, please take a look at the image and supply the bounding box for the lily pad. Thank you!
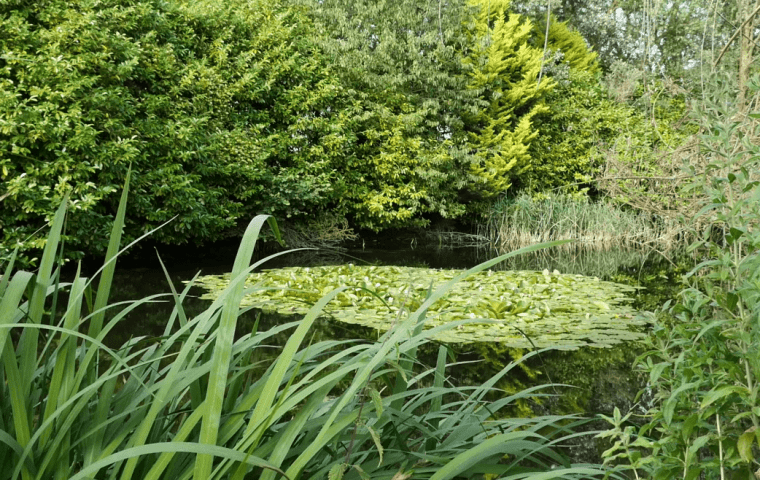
[190,265,649,350]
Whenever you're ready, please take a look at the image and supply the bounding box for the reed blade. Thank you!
[194,215,276,480]
[19,197,67,400]
[89,167,131,339]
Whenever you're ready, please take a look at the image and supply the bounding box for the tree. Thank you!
[0,0,355,262]
[289,0,485,229]
[531,15,600,74]
[512,0,739,80]
[464,0,554,196]
[724,0,760,109]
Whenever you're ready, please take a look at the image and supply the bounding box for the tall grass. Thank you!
[481,193,683,252]
[0,175,615,479]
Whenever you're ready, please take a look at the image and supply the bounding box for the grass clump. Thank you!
[481,193,682,252]
[0,173,615,479]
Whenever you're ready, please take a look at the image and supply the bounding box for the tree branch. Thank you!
[714,2,760,67]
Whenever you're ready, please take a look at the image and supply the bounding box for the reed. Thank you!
[424,229,491,248]
[0,176,616,479]
[480,193,684,253]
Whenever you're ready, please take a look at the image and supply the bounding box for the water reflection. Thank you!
[89,241,683,346]
[484,245,675,279]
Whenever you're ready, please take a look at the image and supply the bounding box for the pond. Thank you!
[66,235,685,462]
[86,238,680,340]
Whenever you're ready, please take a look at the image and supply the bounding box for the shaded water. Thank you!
[84,239,683,346]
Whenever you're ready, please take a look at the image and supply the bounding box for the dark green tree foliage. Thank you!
[0,0,353,260]
[520,71,630,192]
[289,0,484,229]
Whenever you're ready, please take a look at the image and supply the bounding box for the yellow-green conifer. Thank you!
[537,16,600,74]
[464,0,554,196]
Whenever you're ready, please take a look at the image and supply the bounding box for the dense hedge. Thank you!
[0,0,675,263]
[0,0,355,261]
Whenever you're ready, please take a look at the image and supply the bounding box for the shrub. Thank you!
[599,75,760,479]
[520,71,633,193]
[464,0,554,197]
[291,0,482,230]
[0,0,354,264]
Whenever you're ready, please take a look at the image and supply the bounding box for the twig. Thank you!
[438,0,444,47]
[716,413,725,480]
[715,4,760,66]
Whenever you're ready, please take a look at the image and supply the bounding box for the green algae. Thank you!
[190,265,648,350]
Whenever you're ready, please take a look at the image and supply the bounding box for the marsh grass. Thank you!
[480,244,661,279]
[0,173,615,480]
[481,193,684,252]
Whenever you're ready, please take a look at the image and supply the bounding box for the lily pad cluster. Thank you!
[190,265,649,349]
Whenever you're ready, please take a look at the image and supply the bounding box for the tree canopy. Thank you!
[0,0,726,263]
[1,0,356,260]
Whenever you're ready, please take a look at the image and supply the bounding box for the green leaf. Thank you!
[726,292,739,311]
[366,425,384,467]
[88,167,130,339]
[682,414,698,439]
[352,464,371,480]
[727,227,745,245]
[69,443,287,480]
[684,467,702,480]
[328,463,347,480]
[369,388,383,418]
[664,382,700,425]
[701,386,746,410]
[687,435,710,456]
[649,362,669,385]
[194,215,275,480]
[738,430,755,463]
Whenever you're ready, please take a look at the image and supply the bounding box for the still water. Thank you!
[84,237,682,346]
[65,237,684,463]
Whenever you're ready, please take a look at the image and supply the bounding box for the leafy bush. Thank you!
[599,76,760,479]
[290,0,484,230]
[0,177,615,479]
[520,71,636,193]
[0,0,354,263]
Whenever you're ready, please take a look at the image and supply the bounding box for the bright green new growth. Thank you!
[192,264,645,349]
[535,17,600,75]
[465,0,554,196]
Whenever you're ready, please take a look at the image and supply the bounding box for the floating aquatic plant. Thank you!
[191,265,648,349]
